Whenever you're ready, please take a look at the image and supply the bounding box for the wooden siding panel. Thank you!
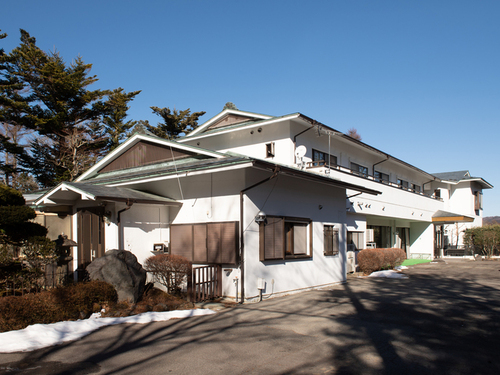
[99,141,197,174]
[207,223,221,263]
[193,224,208,263]
[207,114,255,130]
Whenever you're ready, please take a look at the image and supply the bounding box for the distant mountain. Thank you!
[483,216,500,225]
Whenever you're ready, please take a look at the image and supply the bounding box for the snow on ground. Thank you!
[0,309,216,353]
[368,269,409,279]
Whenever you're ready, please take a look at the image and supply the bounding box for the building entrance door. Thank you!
[77,208,105,280]
[434,224,444,258]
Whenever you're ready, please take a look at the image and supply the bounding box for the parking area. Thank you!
[1,259,499,374]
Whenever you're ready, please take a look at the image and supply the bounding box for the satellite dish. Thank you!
[295,145,307,158]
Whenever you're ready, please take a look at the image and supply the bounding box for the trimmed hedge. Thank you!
[358,248,406,275]
[0,280,117,332]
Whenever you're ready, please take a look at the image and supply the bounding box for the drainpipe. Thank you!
[239,166,280,303]
[293,125,315,164]
[117,200,133,250]
[372,156,389,178]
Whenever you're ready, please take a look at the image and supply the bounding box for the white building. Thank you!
[33,104,492,301]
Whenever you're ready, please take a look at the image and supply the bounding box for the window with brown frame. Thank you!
[170,222,239,265]
[374,171,389,184]
[474,191,483,210]
[351,162,369,177]
[324,225,340,256]
[312,149,337,168]
[398,179,409,190]
[411,183,421,193]
[259,216,312,261]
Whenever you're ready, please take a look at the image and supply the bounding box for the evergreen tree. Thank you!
[102,88,141,150]
[0,30,140,187]
[0,30,33,183]
[0,184,47,245]
[146,106,206,139]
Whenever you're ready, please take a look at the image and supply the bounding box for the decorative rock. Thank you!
[87,249,147,303]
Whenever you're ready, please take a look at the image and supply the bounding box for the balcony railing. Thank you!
[304,161,441,200]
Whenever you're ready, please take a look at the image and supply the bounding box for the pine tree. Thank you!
[146,107,206,139]
[1,30,140,187]
[0,184,47,245]
[0,30,33,183]
[102,88,141,150]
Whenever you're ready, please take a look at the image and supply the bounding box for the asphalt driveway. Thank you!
[1,259,499,374]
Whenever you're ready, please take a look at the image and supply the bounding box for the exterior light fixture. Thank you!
[255,211,267,224]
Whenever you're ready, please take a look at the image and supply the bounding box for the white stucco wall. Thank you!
[409,222,434,257]
[119,204,170,265]
[242,173,347,300]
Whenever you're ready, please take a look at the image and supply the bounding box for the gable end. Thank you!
[98,140,198,174]
[207,113,258,131]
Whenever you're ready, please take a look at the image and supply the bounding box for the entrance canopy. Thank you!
[432,210,475,224]
[34,182,181,207]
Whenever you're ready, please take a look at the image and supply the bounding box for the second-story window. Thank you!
[474,191,483,210]
[374,171,389,184]
[266,142,275,158]
[351,162,369,178]
[398,179,409,190]
[312,149,337,168]
[411,184,421,193]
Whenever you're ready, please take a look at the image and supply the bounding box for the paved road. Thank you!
[1,259,499,374]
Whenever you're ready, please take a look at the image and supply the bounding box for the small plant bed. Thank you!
[0,281,195,333]
[0,280,117,332]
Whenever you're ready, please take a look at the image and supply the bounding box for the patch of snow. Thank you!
[394,266,409,270]
[368,270,408,279]
[0,309,216,353]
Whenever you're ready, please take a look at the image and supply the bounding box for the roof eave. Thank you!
[252,159,381,196]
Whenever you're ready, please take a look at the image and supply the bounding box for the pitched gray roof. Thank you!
[432,171,470,181]
[432,170,493,189]
[35,181,180,206]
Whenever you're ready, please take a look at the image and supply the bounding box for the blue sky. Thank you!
[1,1,499,216]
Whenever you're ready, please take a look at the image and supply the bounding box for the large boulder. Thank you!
[86,249,146,303]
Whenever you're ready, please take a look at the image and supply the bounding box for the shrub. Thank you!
[358,248,406,275]
[358,249,385,275]
[464,225,500,257]
[0,280,117,332]
[144,254,192,295]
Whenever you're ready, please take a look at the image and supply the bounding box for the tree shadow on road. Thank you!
[1,261,500,374]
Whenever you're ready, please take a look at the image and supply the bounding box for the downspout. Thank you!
[293,125,315,163]
[117,200,134,250]
[239,166,280,303]
[372,156,390,177]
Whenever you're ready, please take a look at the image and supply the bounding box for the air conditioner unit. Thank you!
[346,251,356,273]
